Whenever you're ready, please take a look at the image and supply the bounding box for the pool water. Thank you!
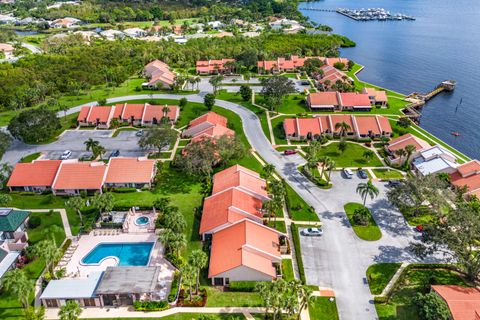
[136,216,150,225]
[81,242,154,266]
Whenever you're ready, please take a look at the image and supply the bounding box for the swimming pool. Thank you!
[81,242,154,266]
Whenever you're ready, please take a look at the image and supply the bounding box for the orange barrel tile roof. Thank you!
[77,106,91,122]
[122,104,145,121]
[190,125,235,143]
[208,219,281,278]
[105,157,155,184]
[339,92,372,107]
[457,160,480,177]
[7,160,62,187]
[143,105,178,122]
[387,133,430,153]
[329,115,355,134]
[199,187,264,235]
[212,164,268,198]
[189,112,228,128]
[432,285,480,320]
[86,106,114,123]
[53,161,107,190]
[307,92,339,106]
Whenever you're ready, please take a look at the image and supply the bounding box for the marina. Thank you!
[302,7,416,21]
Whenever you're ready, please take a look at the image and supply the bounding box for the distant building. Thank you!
[269,19,304,33]
[123,27,146,38]
[142,59,176,89]
[306,92,372,111]
[411,145,458,176]
[0,43,14,57]
[196,59,236,75]
[207,21,225,30]
[362,88,388,108]
[450,160,480,199]
[385,133,431,165]
[51,17,80,28]
[100,29,125,41]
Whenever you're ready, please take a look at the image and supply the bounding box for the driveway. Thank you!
[3,129,151,164]
[8,93,436,320]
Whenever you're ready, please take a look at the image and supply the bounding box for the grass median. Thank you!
[344,202,382,241]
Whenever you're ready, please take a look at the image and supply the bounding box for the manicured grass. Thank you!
[112,127,138,137]
[204,287,263,307]
[256,94,309,114]
[372,169,404,180]
[284,183,319,222]
[376,265,469,320]
[282,259,295,281]
[178,139,190,147]
[400,206,434,227]
[270,115,291,145]
[19,152,41,163]
[366,263,402,295]
[148,152,172,159]
[312,142,383,168]
[89,314,246,320]
[267,220,287,233]
[290,223,306,283]
[309,297,340,320]
[344,202,382,241]
[27,211,66,246]
[276,146,300,152]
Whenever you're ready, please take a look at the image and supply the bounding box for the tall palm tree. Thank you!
[356,180,380,206]
[31,239,62,278]
[84,138,99,152]
[181,264,196,301]
[318,156,330,180]
[262,163,276,181]
[65,197,84,226]
[363,150,375,163]
[335,121,351,137]
[91,192,114,214]
[297,285,314,320]
[327,158,336,181]
[58,301,82,320]
[188,250,208,294]
[404,144,417,165]
[1,269,34,309]
[395,148,407,164]
[24,306,45,320]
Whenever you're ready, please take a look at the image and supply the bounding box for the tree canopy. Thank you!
[7,107,61,143]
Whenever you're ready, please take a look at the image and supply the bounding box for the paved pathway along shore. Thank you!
[50,94,443,320]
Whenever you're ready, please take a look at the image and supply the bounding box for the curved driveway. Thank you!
[54,94,437,319]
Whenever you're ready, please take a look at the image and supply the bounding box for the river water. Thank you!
[299,0,480,159]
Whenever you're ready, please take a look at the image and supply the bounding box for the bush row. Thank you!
[168,271,181,303]
[229,281,267,292]
[290,223,306,283]
[133,300,169,311]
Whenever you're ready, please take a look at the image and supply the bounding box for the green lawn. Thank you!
[372,169,404,180]
[366,263,402,295]
[257,94,309,114]
[270,115,291,145]
[88,314,246,320]
[19,152,41,163]
[285,183,319,222]
[376,265,469,320]
[267,220,287,233]
[282,259,295,281]
[112,127,138,137]
[344,202,382,241]
[400,206,434,227]
[309,297,339,320]
[204,287,263,307]
[312,142,383,168]
[27,211,66,246]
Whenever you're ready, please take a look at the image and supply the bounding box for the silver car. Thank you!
[301,227,323,236]
[60,150,72,160]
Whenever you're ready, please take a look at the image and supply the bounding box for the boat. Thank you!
[451,132,461,137]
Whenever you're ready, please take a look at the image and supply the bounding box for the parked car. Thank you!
[135,129,144,137]
[358,169,368,179]
[300,80,310,85]
[386,180,402,188]
[60,150,72,160]
[109,150,120,158]
[284,149,297,155]
[301,227,323,236]
[343,168,354,179]
[415,224,423,232]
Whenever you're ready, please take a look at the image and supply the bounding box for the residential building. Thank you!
[257,55,312,74]
[306,92,372,111]
[196,59,236,75]
[212,164,269,200]
[362,88,388,108]
[316,65,352,89]
[432,285,480,320]
[324,57,350,68]
[52,160,108,196]
[51,17,80,28]
[283,115,392,140]
[411,145,458,176]
[182,112,234,140]
[0,43,14,54]
[142,60,176,89]
[100,29,125,41]
[207,21,225,29]
[269,19,304,33]
[0,209,30,280]
[77,103,179,128]
[104,157,156,189]
[385,133,431,165]
[209,219,283,285]
[123,27,146,38]
[8,158,158,195]
[7,160,62,192]
[450,160,480,199]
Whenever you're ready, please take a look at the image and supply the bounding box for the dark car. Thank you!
[284,149,297,155]
[386,180,402,188]
[358,169,368,179]
[109,150,120,158]
[135,129,144,137]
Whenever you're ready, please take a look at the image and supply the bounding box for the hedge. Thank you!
[229,281,267,292]
[133,300,169,311]
[111,187,137,193]
[168,271,181,303]
[290,223,306,283]
[100,222,123,229]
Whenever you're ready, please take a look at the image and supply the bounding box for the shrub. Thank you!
[374,296,388,304]
[111,187,137,193]
[168,271,181,302]
[166,252,184,268]
[133,300,169,311]
[352,207,370,226]
[229,281,266,292]
[100,222,123,229]
[290,223,306,283]
[413,292,451,320]
[28,216,41,229]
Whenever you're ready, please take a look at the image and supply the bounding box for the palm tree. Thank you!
[92,145,106,160]
[363,150,375,163]
[404,144,417,165]
[1,269,34,309]
[24,306,45,320]
[58,301,82,320]
[335,121,351,137]
[318,156,330,180]
[65,197,84,226]
[327,159,336,181]
[163,210,187,234]
[338,139,348,154]
[395,148,407,164]
[0,193,11,206]
[262,163,276,181]
[84,138,99,152]
[31,239,62,278]
[91,192,114,214]
[262,198,281,223]
[160,229,187,256]
[181,264,197,301]
[356,180,380,206]
[188,250,208,294]
[297,285,314,320]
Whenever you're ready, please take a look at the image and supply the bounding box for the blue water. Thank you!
[81,242,154,266]
[300,0,480,159]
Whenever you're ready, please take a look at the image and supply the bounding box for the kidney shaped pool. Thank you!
[81,242,154,266]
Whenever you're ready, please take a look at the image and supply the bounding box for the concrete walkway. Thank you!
[378,262,409,297]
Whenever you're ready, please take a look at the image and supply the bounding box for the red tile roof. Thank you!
[190,125,234,143]
[212,165,268,198]
[143,105,178,122]
[189,112,228,128]
[196,59,235,73]
[7,160,62,187]
[432,285,480,320]
[457,160,480,177]
[330,115,355,134]
[144,60,176,86]
[199,188,264,234]
[363,88,388,102]
[53,161,107,190]
[450,160,480,198]
[387,133,430,153]
[122,104,144,121]
[325,57,349,67]
[78,106,90,122]
[307,92,339,107]
[105,157,155,184]
[208,219,281,278]
[339,93,372,108]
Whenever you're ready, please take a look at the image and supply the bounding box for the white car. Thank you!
[60,150,72,160]
[343,168,354,179]
[301,227,323,236]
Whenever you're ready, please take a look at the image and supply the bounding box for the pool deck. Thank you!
[60,233,173,279]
